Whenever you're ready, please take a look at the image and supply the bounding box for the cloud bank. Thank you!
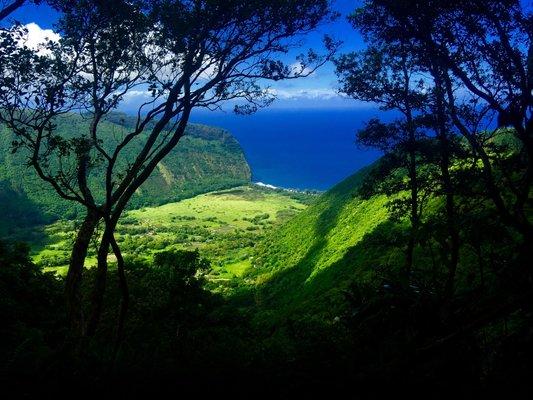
[23,22,60,49]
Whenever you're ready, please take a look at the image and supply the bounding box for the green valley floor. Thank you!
[19,185,314,284]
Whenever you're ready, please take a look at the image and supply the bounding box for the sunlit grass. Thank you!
[32,185,309,279]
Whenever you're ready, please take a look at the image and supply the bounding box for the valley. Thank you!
[24,185,314,285]
[1,0,532,393]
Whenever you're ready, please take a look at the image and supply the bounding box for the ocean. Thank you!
[191,108,386,191]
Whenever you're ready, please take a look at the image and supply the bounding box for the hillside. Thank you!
[0,113,251,235]
[248,166,390,318]
[250,152,530,326]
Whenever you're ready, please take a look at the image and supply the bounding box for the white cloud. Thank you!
[290,61,314,76]
[269,87,340,101]
[22,22,60,50]
[122,89,151,101]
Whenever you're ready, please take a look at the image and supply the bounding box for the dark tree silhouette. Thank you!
[354,0,532,242]
[336,41,430,284]
[0,0,36,21]
[0,0,338,338]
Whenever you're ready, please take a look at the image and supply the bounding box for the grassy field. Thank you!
[29,185,312,282]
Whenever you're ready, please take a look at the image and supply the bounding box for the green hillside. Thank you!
[0,113,251,235]
[249,166,390,318]
[250,154,529,327]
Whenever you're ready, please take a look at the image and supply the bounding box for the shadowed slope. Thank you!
[249,165,390,319]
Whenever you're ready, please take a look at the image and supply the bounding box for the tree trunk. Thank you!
[405,128,419,281]
[0,0,25,21]
[86,223,114,336]
[442,71,533,240]
[434,74,460,318]
[65,209,99,336]
[85,104,192,336]
[111,233,128,359]
[401,55,419,284]
[441,161,460,305]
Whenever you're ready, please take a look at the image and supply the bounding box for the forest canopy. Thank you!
[0,0,532,396]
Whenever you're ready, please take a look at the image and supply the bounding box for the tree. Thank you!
[0,240,64,372]
[423,67,460,312]
[354,0,532,244]
[347,0,533,313]
[0,0,39,21]
[0,0,338,337]
[336,43,430,283]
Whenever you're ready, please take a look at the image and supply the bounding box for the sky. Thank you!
[5,0,368,111]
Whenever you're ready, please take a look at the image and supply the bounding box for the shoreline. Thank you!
[252,181,323,195]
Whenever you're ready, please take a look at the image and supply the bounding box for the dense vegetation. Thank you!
[250,155,532,387]
[1,0,532,396]
[0,113,251,234]
[0,0,337,343]
[2,161,531,395]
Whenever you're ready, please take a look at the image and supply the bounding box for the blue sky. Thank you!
[7,0,367,110]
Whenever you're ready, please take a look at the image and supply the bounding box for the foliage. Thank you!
[0,0,338,338]
[352,0,532,240]
[249,166,389,316]
[247,159,532,388]
[0,113,251,233]
[0,240,64,376]
[1,0,532,394]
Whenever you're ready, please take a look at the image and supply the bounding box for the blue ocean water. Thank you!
[191,108,386,191]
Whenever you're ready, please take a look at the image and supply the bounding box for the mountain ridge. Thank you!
[0,113,251,235]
